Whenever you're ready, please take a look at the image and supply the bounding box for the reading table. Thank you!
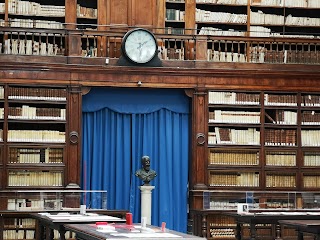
[224,211,320,240]
[64,223,206,240]
[31,212,126,240]
[279,220,320,240]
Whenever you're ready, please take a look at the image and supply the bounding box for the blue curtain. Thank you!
[81,88,190,232]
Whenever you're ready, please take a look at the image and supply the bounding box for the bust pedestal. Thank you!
[139,185,155,225]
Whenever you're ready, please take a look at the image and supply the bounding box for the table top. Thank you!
[31,212,126,224]
[64,223,206,240]
[224,211,320,223]
[279,220,320,227]
[279,220,320,235]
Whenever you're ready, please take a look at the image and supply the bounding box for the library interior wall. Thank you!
[81,87,191,232]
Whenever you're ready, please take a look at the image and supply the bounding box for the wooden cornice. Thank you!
[1,56,320,92]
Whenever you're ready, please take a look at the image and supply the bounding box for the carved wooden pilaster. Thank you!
[195,35,208,61]
[201,214,208,238]
[66,86,82,188]
[191,90,208,193]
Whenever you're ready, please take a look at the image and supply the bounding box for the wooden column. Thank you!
[191,89,208,192]
[66,86,82,188]
[155,0,165,33]
[98,0,108,57]
[65,0,81,56]
[185,0,196,35]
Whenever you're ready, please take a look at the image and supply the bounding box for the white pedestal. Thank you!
[139,185,155,225]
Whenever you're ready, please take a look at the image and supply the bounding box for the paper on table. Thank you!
[110,233,182,238]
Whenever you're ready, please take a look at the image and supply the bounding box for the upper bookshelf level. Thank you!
[194,0,320,38]
[0,0,98,29]
[165,0,185,34]
[0,0,319,63]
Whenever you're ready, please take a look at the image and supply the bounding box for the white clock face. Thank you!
[123,29,157,64]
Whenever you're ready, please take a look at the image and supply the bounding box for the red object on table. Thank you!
[126,213,133,225]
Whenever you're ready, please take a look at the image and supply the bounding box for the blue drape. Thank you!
[81,88,190,232]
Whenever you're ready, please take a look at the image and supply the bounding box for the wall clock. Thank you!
[121,28,158,64]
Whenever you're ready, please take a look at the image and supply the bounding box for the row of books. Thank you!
[209,92,320,107]
[302,95,320,106]
[0,3,4,13]
[196,8,320,27]
[210,130,320,146]
[8,0,65,16]
[3,229,74,240]
[199,0,318,8]
[3,39,62,56]
[160,47,185,60]
[3,230,34,240]
[8,171,63,186]
[251,10,284,25]
[9,18,64,29]
[3,217,35,228]
[77,4,97,19]
[264,94,297,106]
[301,130,320,146]
[266,174,296,188]
[7,130,66,143]
[210,229,235,238]
[207,47,320,64]
[265,129,296,146]
[9,148,63,164]
[303,176,320,188]
[252,0,320,8]
[8,87,67,100]
[209,110,260,124]
[208,91,260,105]
[209,150,259,165]
[251,10,320,27]
[207,50,247,63]
[166,9,185,21]
[304,153,320,166]
[8,198,62,211]
[302,111,320,125]
[265,152,296,166]
[164,27,185,35]
[209,172,260,187]
[265,110,297,125]
[209,151,320,166]
[196,9,247,23]
[8,106,66,120]
[286,14,320,26]
[197,0,247,4]
[263,201,295,208]
[209,216,236,226]
[199,27,246,36]
[211,127,261,145]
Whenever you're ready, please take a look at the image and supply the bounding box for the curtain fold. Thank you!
[82,88,190,232]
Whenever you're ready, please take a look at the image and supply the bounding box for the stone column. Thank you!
[139,185,155,225]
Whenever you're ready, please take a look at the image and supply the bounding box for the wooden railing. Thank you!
[1,26,320,65]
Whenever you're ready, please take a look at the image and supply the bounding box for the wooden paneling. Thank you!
[108,0,129,26]
[131,0,155,27]
[66,86,82,188]
[65,0,77,29]
[155,0,165,32]
[185,0,196,34]
[98,0,108,27]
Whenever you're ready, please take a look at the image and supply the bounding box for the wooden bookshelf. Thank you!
[191,90,320,239]
[2,85,67,192]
